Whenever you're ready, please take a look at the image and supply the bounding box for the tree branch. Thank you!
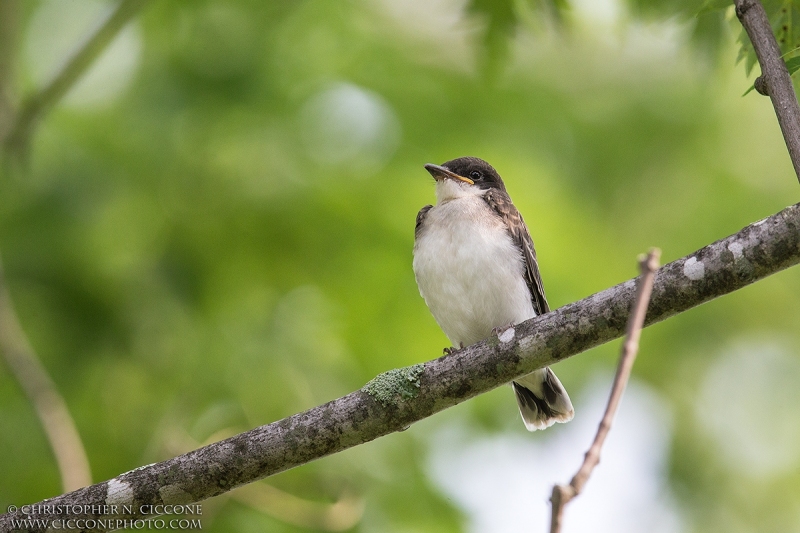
[549,249,660,533]
[735,0,800,184]
[163,427,366,531]
[0,258,92,492]
[1,202,799,533]
[2,0,148,158]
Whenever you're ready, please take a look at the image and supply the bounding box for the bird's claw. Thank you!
[442,343,465,355]
[492,324,514,337]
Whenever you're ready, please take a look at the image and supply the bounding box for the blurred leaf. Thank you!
[767,0,800,52]
[691,8,731,63]
[467,0,517,74]
[700,0,734,10]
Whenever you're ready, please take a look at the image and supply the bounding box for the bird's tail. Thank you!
[513,367,574,431]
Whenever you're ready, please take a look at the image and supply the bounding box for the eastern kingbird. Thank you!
[413,156,574,431]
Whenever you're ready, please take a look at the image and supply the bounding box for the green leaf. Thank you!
[742,54,800,95]
[697,0,733,14]
[786,55,800,74]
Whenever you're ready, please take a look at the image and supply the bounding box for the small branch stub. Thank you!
[548,249,661,533]
[754,75,768,96]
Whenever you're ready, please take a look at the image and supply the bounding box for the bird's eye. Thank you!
[469,171,482,180]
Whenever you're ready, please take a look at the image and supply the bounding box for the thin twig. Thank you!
[549,249,661,533]
[0,204,797,533]
[2,0,149,157]
[0,0,20,144]
[0,258,92,492]
[735,0,800,184]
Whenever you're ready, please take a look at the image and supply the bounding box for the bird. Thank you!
[412,156,574,431]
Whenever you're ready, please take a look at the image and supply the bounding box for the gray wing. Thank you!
[483,190,550,315]
[415,204,433,238]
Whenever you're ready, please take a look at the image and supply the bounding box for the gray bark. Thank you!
[1,202,799,533]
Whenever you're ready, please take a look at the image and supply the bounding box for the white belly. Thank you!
[413,196,536,347]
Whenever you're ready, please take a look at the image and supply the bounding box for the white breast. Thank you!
[413,195,536,347]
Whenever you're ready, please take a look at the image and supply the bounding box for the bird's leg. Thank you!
[443,342,465,355]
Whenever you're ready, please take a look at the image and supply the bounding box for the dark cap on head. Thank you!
[432,156,507,191]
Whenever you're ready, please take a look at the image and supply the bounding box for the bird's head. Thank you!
[424,157,506,202]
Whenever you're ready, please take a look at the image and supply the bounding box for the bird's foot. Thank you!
[491,323,515,337]
[442,342,465,355]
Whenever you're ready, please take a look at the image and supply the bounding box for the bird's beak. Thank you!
[424,164,474,185]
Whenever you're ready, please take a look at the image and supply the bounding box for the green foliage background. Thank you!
[1,0,800,531]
